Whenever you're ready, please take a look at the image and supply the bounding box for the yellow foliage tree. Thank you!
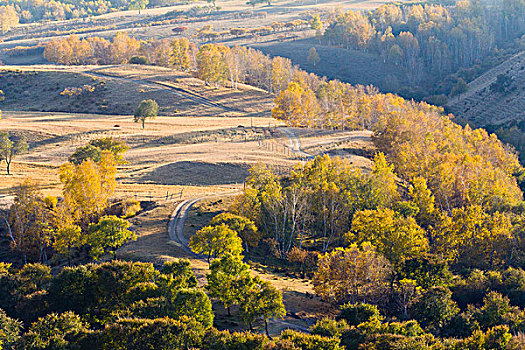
[348,208,429,268]
[59,151,117,223]
[313,243,391,303]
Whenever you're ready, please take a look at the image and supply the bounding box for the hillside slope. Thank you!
[0,65,273,117]
[447,51,525,127]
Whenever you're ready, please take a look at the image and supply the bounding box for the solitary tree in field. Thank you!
[134,99,158,129]
[129,0,148,14]
[307,47,320,67]
[0,132,28,175]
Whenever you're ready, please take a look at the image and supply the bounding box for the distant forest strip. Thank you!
[319,0,525,100]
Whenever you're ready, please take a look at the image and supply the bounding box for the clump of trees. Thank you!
[44,33,197,67]
[0,5,18,33]
[0,258,296,348]
[207,254,285,336]
[3,137,136,264]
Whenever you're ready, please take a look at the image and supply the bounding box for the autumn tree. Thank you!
[272,82,320,127]
[238,275,286,336]
[189,224,243,263]
[134,99,158,129]
[59,151,117,223]
[313,243,392,304]
[170,37,192,71]
[433,205,512,269]
[0,5,18,33]
[87,215,136,260]
[206,254,252,316]
[52,205,85,265]
[348,208,429,268]
[310,13,323,36]
[197,44,228,86]
[209,213,261,252]
[307,47,321,67]
[0,132,28,175]
[111,32,140,64]
[8,181,52,263]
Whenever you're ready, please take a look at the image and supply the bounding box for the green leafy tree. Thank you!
[160,259,198,291]
[0,308,22,349]
[189,224,243,263]
[172,288,214,327]
[238,276,285,336]
[20,312,88,350]
[69,137,128,165]
[87,215,136,260]
[129,0,148,14]
[337,302,383,326]
[134,99,158,129]
[99,316,205,349]
[279,329,343,350]
[209,213,261,252]
[201,328,269,349]
[207,254,252,316]
[410,286,459,333]
[0,132,28,175]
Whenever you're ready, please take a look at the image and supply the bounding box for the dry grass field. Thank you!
[0,65,274,116]
[0,0,390,49]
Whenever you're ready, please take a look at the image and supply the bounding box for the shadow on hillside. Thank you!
[137,161,250,186]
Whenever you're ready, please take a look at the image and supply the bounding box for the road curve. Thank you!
[168,191,241,257]
[167,193,310,334]
[278,127,314,160]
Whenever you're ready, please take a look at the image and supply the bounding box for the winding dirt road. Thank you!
[278,127,314,160]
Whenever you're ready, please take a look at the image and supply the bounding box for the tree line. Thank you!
[0,0,188,25]
[0,259,325,349]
